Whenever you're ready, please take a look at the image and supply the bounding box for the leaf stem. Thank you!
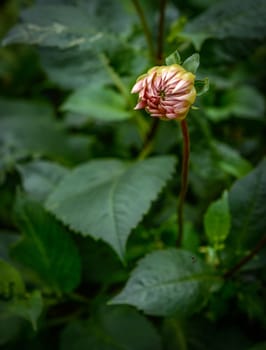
[131,0,155,60]
[177,120,190,246]
[223,234,266,279]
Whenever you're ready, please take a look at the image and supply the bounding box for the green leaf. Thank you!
[0,315,22,346]
[39,47,110,89]
[0,232,20,262]
[2,3,130,48]
[249,343,266,350]
[190,143,228,199]
[229,159,266,249]
[204,191,231,248]
[110,249,218,316]
[237,282,266,326]
[205,86,265,122]
[195,78,209,96]
[0,259,25,300]
[225,86,265,119]
[183,0,266,49]
[0,98,53,118]
[17,160,69,203]
[60,305,162,350]
[0,98,90,163]
[11,195,81,292]
[182,53,200,74]
[79,237,126,286]
[165,50,181,65]
[46,156,176,260]
[214,141,252,178]
[180,32,209,52]
[8,290,43,331]
[182,223,201,253]
[61,85,131,122]
[2,5,94,48]
[0,260,42,330]
[2,1,134,48]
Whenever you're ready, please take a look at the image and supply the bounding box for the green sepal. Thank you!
[165,50,181,65]
[182,53,200,74]
[195,78,209,96]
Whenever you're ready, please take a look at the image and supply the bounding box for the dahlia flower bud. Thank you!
[131,64,196,120]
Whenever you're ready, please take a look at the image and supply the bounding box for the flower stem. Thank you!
[131,0,155,60]
[223,234,266,279]
[176,120,190,247]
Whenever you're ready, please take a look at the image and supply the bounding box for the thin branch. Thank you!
[224,235,266,279]
[176,120,190,246]
[137,0,167,159]
[138,118,160,160]
[157,0,167,64]
[131,0,155,60]
[99,53,132,106]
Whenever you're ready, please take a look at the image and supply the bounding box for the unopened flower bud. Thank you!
[131,64,196,120]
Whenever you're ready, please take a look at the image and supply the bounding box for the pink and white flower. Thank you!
[131,64,196,120]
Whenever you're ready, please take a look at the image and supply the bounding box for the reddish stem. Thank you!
[177,120,190,246]
[223,235,266,279]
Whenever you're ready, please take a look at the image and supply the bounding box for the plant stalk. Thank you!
[224,234,266,279]
[157,0,167,64]
[131,0,155,60]
[137,0,167,159]
[176,120,190,246]
[138,118,160,160]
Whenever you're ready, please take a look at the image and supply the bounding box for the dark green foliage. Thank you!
[229,160,266,251]
[12,195,81,292]
[183,0,266,49]
[60,305,162,350]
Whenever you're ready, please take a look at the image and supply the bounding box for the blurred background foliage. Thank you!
[0,0,265,349]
